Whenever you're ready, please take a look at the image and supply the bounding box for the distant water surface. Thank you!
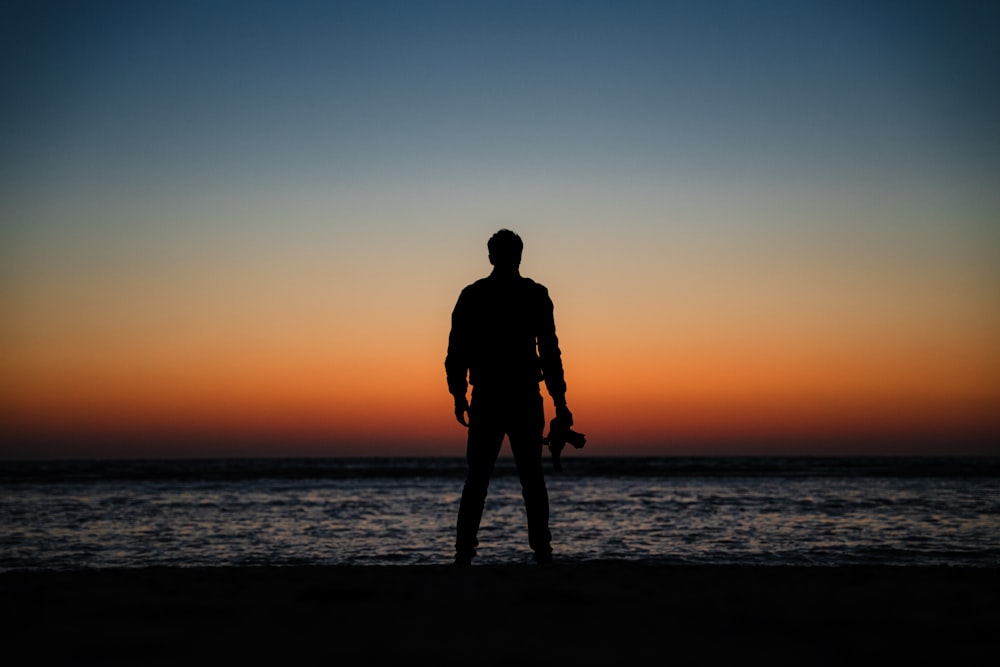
[2,457,998,571]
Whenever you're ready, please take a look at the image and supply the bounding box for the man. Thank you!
[445,229,575,566]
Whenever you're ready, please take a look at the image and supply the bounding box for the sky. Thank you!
[2,0,998,458]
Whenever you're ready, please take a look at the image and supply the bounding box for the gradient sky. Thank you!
[2,0,999,458]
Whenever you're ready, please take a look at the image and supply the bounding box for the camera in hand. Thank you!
[543,417,586,472]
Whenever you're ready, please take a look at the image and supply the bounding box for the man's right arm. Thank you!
[445,290,471,426]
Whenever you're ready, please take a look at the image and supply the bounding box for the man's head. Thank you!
[487,229,523,269]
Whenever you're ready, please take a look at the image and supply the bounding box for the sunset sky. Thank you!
[2,1,998,458]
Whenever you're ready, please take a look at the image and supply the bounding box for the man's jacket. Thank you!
[445,274,567,402]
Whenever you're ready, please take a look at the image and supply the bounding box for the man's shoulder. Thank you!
[460,277,492,294]
[520,276,550,296]
[462,275,542,288]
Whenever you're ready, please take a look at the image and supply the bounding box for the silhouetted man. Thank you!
[445,229,575,566]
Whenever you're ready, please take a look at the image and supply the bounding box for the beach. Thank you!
[3,562,996,665]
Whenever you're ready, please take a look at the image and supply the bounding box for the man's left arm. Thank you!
[537,288,572,425]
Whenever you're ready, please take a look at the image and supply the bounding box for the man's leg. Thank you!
[509,392,551,562]
[455,418,504,564]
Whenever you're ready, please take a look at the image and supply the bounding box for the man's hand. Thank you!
[555,404,573,427]
[454,397,470,427]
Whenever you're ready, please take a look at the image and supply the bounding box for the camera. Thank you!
[543,417,586,472]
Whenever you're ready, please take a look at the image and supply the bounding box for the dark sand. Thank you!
[3,562,996,665]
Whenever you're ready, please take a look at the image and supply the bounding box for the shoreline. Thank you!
[3,562,996,664]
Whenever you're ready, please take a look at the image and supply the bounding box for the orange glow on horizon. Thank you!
[3,331,997,457]
[2,231,998,458]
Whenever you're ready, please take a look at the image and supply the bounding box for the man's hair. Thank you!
[488,229,523,266]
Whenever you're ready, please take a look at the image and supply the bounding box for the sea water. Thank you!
[1,457,998,571]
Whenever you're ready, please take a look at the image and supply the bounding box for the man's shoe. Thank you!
[533,551,554,565]
[454,553,473,567]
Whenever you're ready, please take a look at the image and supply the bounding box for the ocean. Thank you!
[2,456,998,571]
